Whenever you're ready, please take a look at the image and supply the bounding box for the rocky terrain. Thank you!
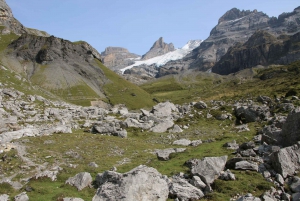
[101,47,140,71]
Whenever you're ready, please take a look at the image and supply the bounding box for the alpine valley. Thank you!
[1,0,300,201]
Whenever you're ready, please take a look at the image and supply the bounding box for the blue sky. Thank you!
[6,0,300,55]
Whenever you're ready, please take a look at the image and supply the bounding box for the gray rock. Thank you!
[140,109,150,117]
[0,128,39,144]
[156,148,186,161]
[190,155,228,184]
[275,173,285,186]
[191,176,206,189]
[168,125,183,133]
[118,107,128,116]
[280,112,300,147]
[169,176,204,200]
[219,169,236,181]
[63,198,84,201]
[14,192,29,201]
[240,141,256,150]
[190,140,202,147]
[235,105,270,123]
[0,194,9,201]
[290,176,300,193]
[282,193,291,201]
[292,193,300,201]
[235,124,250,132]
[236,193,261,201]
[194,101,207,109]
[65,172,92,191]
[124,118,154,130]
[150,120,174,133]
[173,139,191,146]
[89,162,99,168]
[92,165,168,201]
[271,145,300,178]
[235,161,258,172]
[223,140,239,150]
[34,167,62,181]
[240,149,257,157]
[151,101,177,118]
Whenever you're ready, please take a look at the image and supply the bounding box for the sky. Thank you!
[6,0,300,55]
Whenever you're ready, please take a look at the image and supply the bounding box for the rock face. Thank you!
[142,37,175,60]
[212,31,300,75]
[0,0,48,36]
[5,34,106,97]
[92,165,169,201]
[101,47,140,70]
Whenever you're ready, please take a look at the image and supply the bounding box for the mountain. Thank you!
[141,37,175,60]
[150,6,300,76]
[120,40,202,79]
[0,0,154,109]
[101,47,140,71]
[212,30,300,75]
[0,0,49,36]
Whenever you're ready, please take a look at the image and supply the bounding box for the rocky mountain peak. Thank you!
[218,8,259,24]
[142,37,175,60]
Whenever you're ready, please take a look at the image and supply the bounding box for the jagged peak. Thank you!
[218,8,262,24]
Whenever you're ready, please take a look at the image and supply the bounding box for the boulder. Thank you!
[14,192,29,201]
[290,176,300,192]
[235,105,270,123]
[223,140,239,150]
[292,193,300,201]
[173,139,191,146]
[235,161,258,171]
[92,165,169,201]
[34,167,62,181]
[156,148,186,161]
[219,169,236,181]
[168,125,183,133]
[0,128,39,144]
[194,101,207,109]
[151,101,177,118]
[271,145,300,178]
[169,176,204,200]
[65,172,92,191]
[124,118,154,130]
[190,140,202,147]
[280,112,300,147]
[236,193,261,201]
[191,176,206,189]
[150,120,174,133]
[0,194,9,201]
[189,155,228,184]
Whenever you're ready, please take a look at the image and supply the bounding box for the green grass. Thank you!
[95,59,155,110]
[0,26,19,52]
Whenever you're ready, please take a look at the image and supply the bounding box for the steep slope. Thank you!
[142,37,175,60]
[159,6,300,74]
[101,47,140,71]
[212,30,300,75]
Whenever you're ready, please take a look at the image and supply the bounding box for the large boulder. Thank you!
[150,120,174,133]
[151,101,177,118]
[235,105,270,123]
[194,101,207,109]
[235,161,259,172]
[189,156,228,184]
[65,172,92,191]
[92,165,169,201]
[271,144,300,178]
[168,176,204,200]
[280,112,300,147]
[0,194,9,201]
[124,118,154,130]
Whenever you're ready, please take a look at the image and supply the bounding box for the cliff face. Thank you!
[101,47,140,70]
[183,6,300,72]
[142,37,175,60]
[212,31,300,75]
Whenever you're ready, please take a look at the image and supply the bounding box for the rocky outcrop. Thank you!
[212,31,300,75]
[142,37,175,60]
[101,47,140,70]
[93,165,169,201]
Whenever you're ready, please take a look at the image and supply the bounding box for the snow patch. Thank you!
[120,40,202,73]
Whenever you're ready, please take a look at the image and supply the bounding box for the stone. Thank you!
[290,176,300,193]
[140,109,150,117]
[89,162,99,168]
[194,101,207,109]
[235,161,258,171]
[280,112,300,147]
[189,155,228,184]
[271,145,300,178]
[275,173,285,186]
[282,193,291,201]
[63,198,84,201]
[151,101,177,118]
[0,128,39,143]
[150,120,174,133]
[190,140,202,147]
[124,118,154,130]
[219,169,236,181]
[173,139,191,146]
[235,105,270,123]
[65,172,92,191]
[235,124,250,132]
[92,165,168,201]
[34,167,62,181]
[156,148,186,161]
[240,141,256,150]
[169,176,204,200]
[292,193,300,201]
[0,194,9,201]
[168,124,183,133]
[191,176,206,189]
[118,107,128,115]
[14,192,29,201]
[240,149,257,157]
[223,140,239,150]
[236,193,261,201]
